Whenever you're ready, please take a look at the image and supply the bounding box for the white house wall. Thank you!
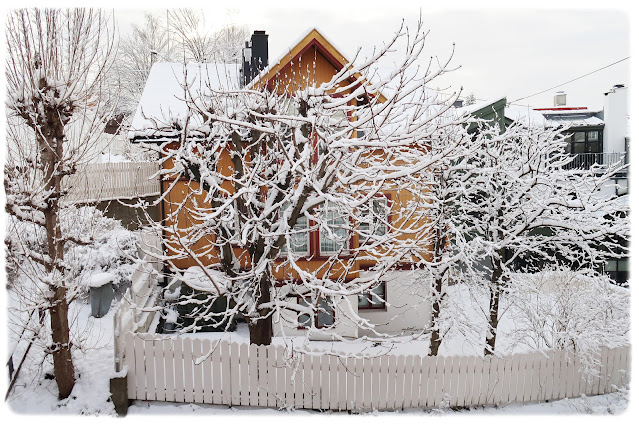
[273,293,359,340]
[358,270,431,337]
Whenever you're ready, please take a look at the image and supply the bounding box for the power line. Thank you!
[511,56,630,104]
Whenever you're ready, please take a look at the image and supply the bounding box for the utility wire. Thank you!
[511,56,630,104]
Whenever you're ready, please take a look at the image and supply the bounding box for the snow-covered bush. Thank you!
[6,205,138,296]
[505,270,629,373]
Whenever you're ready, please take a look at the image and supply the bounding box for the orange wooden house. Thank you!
[129,28,432,338]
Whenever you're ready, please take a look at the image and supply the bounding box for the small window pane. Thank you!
[317,300,334,327]
[604,260,617,272]
[370,284,385,307]
[572,142,586,154]
[358,294,368,308]
[573,132,585,142]
[587,131,599,141]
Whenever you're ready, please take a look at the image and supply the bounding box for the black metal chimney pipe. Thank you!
[242,31,268,86]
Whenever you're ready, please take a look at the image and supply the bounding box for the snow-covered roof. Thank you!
[455,96,506,117]
[505,104,549,127]
[543,114,604,128]
[129,62,240,141]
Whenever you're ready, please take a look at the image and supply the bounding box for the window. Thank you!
[358,282,387,310]
[280,202,309,255]
[566,129,602,155]
[360,198,389,243]
[605,258,629,286]
[297,296,334,328]
[319,202,349,255]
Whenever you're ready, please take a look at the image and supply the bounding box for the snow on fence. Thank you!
[121,335,630,411]
[64,162,159,202]
[113,258,162,372]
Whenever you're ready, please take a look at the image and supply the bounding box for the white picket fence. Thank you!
[121,334,630,411]
[64,162,159,202]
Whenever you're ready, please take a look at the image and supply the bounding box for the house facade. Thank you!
[129,28,434,340]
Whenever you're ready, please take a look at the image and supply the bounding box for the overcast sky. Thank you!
[113,1,631,111]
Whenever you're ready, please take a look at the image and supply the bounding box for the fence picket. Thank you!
[354,357,364,411]
[460,356,474,407]
[434,356,445,407]
[470,355,482,407]
[420,356,434,408]
[337,356,347,411]
[266,345,277,407]
[201,340,213,404]
[249,345,259,406]
[321,354,330,410]
[275,346,286,408]
[284,349,295,408]
[403,355,414,410]
[239,343,250,406]
[618,346,629,388]
[395,355,406,410]
[311,354,321,410]
[125,333,137,399]
[477,356,491,406]
[173,338,185,402]
[182,338,194,403]
[211,341,222,404]
[330,355,339,410]
[410,355,422,409]
[192,339,204,404]
[490,356,504,406]
[163,339,176,402]
[134,335,147,400]
[256,346,267,406]
[386,355,397,409]
[302,353,313,409]
[363,357,372,410]
[220,341,231,405]
[153,339,165,401]
[293,353,304,409]
[346,357,356,411]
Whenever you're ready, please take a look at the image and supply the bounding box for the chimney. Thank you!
[553,91,567,107]
[242,30,269,86]
[603,84,628,154]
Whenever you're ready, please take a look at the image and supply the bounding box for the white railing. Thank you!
[64,162,160,203]
[121,334,630,410]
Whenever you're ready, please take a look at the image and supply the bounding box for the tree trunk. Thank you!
[41,129,76,399]
[429,276,444,356]
[49,287,75,399]
[248,274,273,346]
[485,249,504,356]
[485,283,501,356]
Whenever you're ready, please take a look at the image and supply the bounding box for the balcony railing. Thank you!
[565,152,627,172]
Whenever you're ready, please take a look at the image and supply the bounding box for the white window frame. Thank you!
[280,202,310,256]
[359,197,389,244]
[319,202,350,256]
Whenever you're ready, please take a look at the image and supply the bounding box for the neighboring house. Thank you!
[128,28,432,339]
[462,88,629,285]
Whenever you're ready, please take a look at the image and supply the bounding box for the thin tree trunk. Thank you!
[485,248,504,356]
[429,276,444,356]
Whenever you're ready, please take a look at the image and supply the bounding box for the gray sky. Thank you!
[115,1,631,111]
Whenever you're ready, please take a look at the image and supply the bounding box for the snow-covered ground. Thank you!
[5,275,629,416]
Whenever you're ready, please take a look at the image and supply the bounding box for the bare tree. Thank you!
[457,120,629,355]
[113,12,172,115]
[5,8,116,399]
[168,8,215,62]
[132,21,474,346]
